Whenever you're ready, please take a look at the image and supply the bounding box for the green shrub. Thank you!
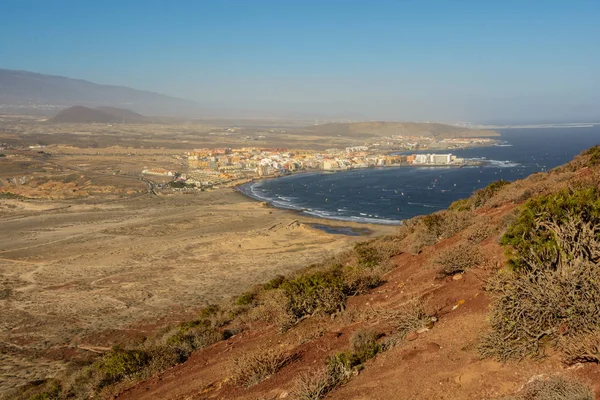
[482,187,600,360]
[295,330,381,399]
[235,291,256,306]
[263,275,285,290]
[501,186,600,270]
[280,267,347,319]
[354,241,385,268]
[349,330,380,363]
[582,145,600,166]
[199,304,220,319]
[96,347,151,387]
[24,380,62,400]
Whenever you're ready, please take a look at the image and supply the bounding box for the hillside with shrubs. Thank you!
[10,147,600,400]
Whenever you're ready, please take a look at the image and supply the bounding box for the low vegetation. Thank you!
[230,347,297,388]
[481,186,600,360]
[498,375,594,400]
[292,329,381,400]
[434,242,485,278]
[561,331,600,365]
[449,179,510,211]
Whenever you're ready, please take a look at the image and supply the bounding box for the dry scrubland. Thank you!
[13,146,600,400]
[0,134,396,396]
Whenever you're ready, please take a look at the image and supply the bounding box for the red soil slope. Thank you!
[115,201,600,400]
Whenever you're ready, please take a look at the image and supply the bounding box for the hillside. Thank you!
[9,148,600,400]
[300,121,498,138]
[48,106,147,123]
[0,68,197,116]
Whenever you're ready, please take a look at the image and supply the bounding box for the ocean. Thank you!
[238,126,600,225]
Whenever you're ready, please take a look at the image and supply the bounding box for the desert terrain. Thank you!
[0,126,396,395]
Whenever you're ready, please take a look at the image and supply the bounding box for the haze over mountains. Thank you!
[0,68,197,117]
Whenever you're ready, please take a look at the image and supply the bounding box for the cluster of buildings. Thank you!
[146,147,471,190]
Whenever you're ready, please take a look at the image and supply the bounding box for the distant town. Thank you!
[142,135,498,190]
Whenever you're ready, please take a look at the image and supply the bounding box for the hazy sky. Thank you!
[2,0,599,123]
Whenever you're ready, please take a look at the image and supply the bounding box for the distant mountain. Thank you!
[303,121,498,138]
[0,68,198,116]
[49,106,148,123]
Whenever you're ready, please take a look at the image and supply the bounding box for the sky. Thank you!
[1,0,599,123]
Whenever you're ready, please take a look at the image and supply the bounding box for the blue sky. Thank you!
[1,0,599,123]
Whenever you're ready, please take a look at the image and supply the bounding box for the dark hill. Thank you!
[95,106,147,122]
[49,106,132,123]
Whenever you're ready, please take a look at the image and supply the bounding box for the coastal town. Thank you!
[143,136,498,190]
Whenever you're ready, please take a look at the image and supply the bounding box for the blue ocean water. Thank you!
[238,126,600,224]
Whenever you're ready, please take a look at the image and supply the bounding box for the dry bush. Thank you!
[481,214,600,360]
[343,266,384,295]
[371,299,433,348]
[498,375,594,400]
[292,329,382,400]
[392,300,431,338]
[480,258,600,360]
[406,228,438,254]
[231,347,297,388]
[561,331,600,365]
[353,237,403,268]
[466,221,494,244]
[292,368,337,400]
[247,288,296,330]
[434,243,485,278]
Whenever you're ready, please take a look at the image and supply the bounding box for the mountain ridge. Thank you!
[0,68,198,117]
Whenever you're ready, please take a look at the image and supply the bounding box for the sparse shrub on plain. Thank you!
[9,379,63,400]
[498,375,594,400]
[434,243,484,278]
[230,347,296,388]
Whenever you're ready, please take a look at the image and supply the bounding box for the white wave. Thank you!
[407,202,440,208]
[302,209,401,225]
[464,157,520,168]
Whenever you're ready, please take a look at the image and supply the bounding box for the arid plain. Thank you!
[0,120,397,395]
